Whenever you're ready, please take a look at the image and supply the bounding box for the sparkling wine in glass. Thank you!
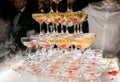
[73,33,96,53]
[54,34,71,53]
[32,14,47,35]
[21,37,37,57]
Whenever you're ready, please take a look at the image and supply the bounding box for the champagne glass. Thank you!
[54,34,71,53]
[53,13,62,34]
[73,33,96,53]
[79,12,88,33]
[12,62,25,73]
[67,0,75,12]
[67,14,80,34]
[23,58,42,75]
[59,13,66,34]
[80,64,102,82]
[21,37,36,57]
[32,14,47,35]
[38,38,52,58]
[45,34,55,54]
[53,0,62,13]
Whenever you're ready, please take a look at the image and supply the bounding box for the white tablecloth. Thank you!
[0,58,120,82]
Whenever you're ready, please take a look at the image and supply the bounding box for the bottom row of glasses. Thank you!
[12,48,120,82]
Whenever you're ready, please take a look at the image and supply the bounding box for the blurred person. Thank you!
[0,0,15,60]
[7,0,40,51]
[0,17,14,61]
[82,0,120,59]
[0,17,9,60]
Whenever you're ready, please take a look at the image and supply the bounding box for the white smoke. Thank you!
[0,51,25,73]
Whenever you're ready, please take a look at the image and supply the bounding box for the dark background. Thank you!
[0,0,101,20]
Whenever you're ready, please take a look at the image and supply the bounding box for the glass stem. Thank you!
[56,3,58,13]
[66,24,69,33]
[39,24,42,35]
[74,24,76,34]
[80,24,83,33]
[46,23,49,34]
[50,25,53,34]
[56,24,58,34]
[70,3,73,11]
[61,24,64,34]
[53,23,55,33]
[28,47,31,58]
[67,0,70,11]
[77,24,79,34]
[50,0,53,12]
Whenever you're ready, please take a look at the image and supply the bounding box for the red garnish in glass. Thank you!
[38,19,44,23]
[61,19,66,23]
[77,45,82,49]
[30,41,35,47]
[70,66,78,71]
[86,66,91,71]
[92,62,96,65]
[108,70,119,76]
[54,19,59,23]
[86,66,91,69]
[49,70,55,74]
[90,73,96,79]
[68,70,73,75]
[60,44,67,49]
[90,73,95,76]
[45,43,50,48]
[33,68,39,74]
[69,17,78,23]
[67,71,74,78]
[110,78,114,80]
[17,66,24,71]
[55,0,61,3]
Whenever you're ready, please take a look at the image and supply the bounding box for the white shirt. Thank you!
[82,1,120,57]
